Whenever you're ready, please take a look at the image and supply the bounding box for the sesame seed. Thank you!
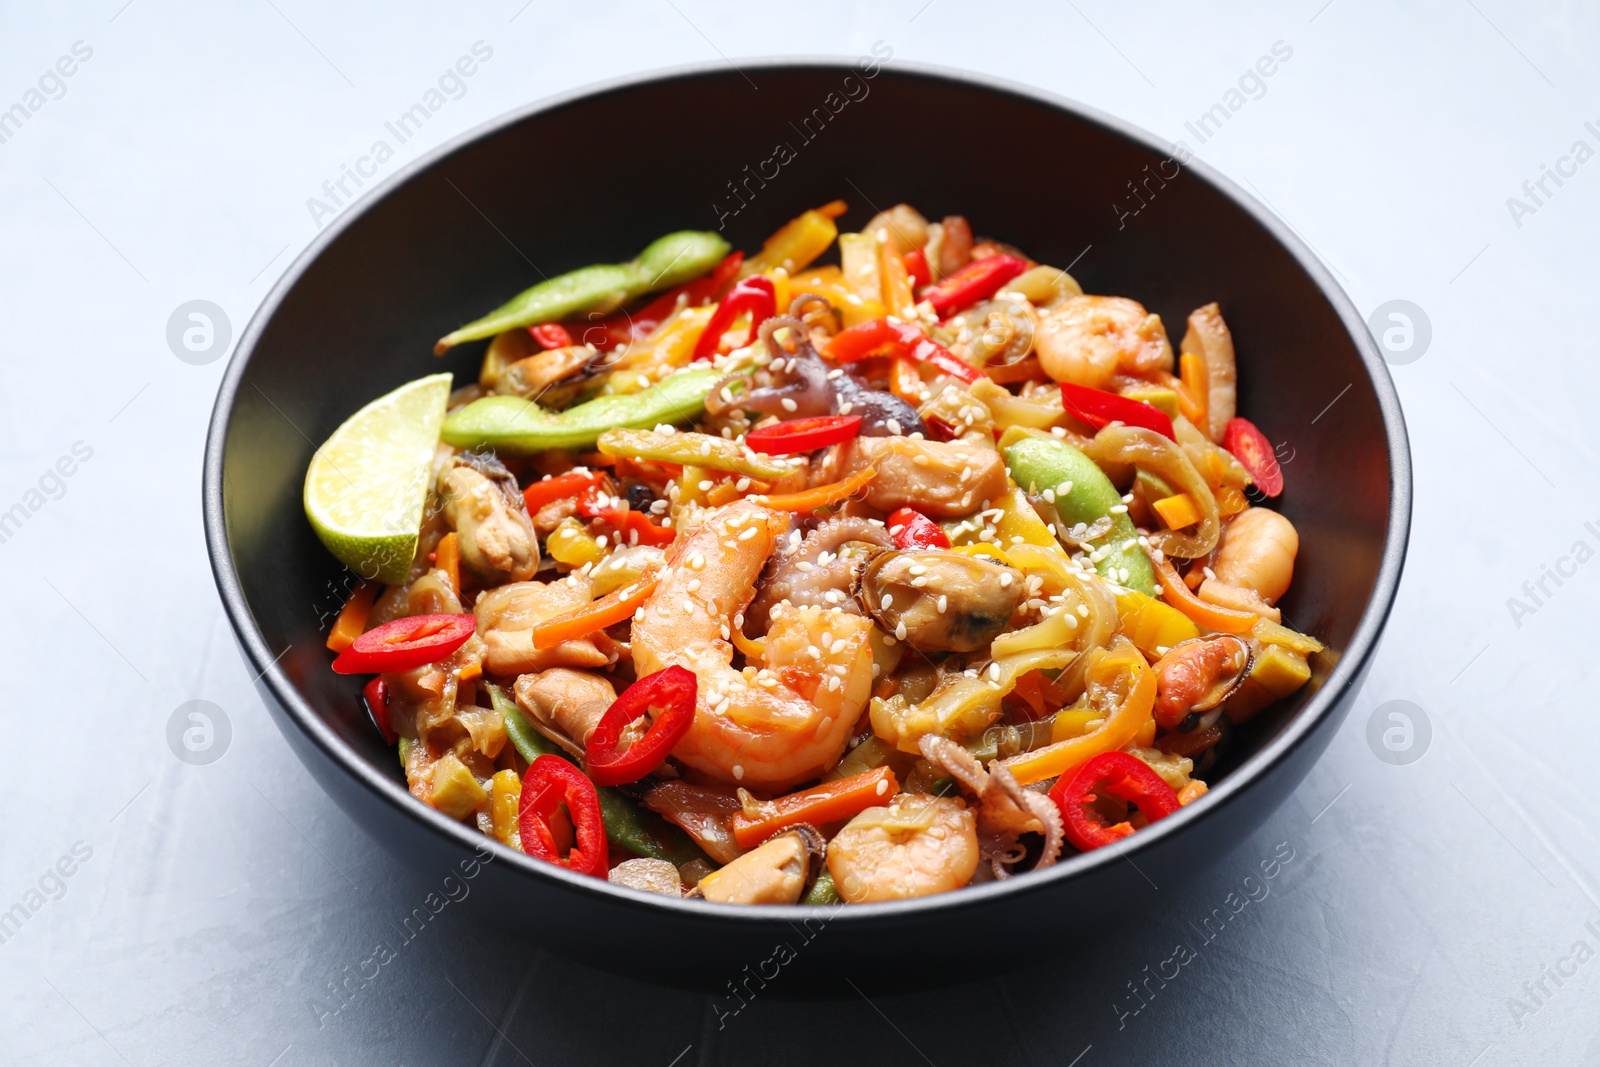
[988,663,1001,681]
[937,595,948,613]
[698,479,714,491]
[875,779,889,796]
[1109,505,1128,515]
[689,551,706,569]
[686,578,701,593]
[839,401,854,415]
[735,477,750,491]
[1077,604,1090,618]
[1042,489,1056,503]
[887,419,903,435]
[999,572,1013,587]
[732,765,744,780]
[781,397,799,412]
[895,621,907,640]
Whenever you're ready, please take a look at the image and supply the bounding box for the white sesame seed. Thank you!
[895,621,907,640]
[999,572,1013,588]
[937,595,948,614]
[698,479,714,492]
[1109,504,1129,515]
[887,419,903,435]
[839,401,854,415]
[875,779,889,796]
[781,397,799,413]
[732,765,744,780]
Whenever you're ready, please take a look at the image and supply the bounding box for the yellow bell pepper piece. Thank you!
[1224,643,1312,723]
[601,305,715,394]
[1250,617,1325,655]
[1050,708,1103,742]
[546,518,606,568]
[1152,492,1202,531]
[994,486,1058,549]
[1120,385,1181,419]
[489,769,522,846]
[1001,639,1155,785]
[1115,588,1201,659]
[742,202,843,277]
[788,265,882,327]
[429,753,488,819]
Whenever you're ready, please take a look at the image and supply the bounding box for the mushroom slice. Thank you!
[608,858,684,897]
[1152,634,1253,730]
[856,550,1024,653]
[690,824,825,905]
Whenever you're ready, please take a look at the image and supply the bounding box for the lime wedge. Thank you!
[304,373,452,584]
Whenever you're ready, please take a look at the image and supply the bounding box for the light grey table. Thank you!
[4,1,1598,1064]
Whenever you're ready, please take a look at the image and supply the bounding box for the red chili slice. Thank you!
[1060,383,1175,440]
[1050,751,1181,852]
[744,415,863,455]
[903,247,932,289]
[331,613,477,674]
[518,755,609,877]
[1223,417,1284,497]
[529,323,575,349]
[826,318,980,384]
[887,507,951,550]
[583,665,698,786]
[362,676,395,744]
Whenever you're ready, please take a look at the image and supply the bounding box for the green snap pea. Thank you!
[442,366,722,454]
[434,230,731,353]
[803,870,840,905]
[1003,436,1157,595]
[487,684,708,868]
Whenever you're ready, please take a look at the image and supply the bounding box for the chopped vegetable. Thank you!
[584,666,698,786]
[326,581,378,654]
[531,572,659,649]
[362,676,395,744]
[1050,750,1181,851]
[744,415,862,455]
[1000,639,1155,785]
[741,201,844,277]
[730,767,899,850]
[1149,553,1258,634]
[887,507,952,550]
[518,755,608,877]
[922,253,1029,316]
[691,275,777,360]
[530,323,575,349]
[1223,417,1284,497]
[1114,588,1201,659]
[1060,383,1175,440]
[827,317,980,384]
[523,470,605,513]
[751,465,876,511]
[441,366,723,454]
[597,427,792,478]
[1152,492,1202,531]
[434,531,461,593]
[331,613,477,674]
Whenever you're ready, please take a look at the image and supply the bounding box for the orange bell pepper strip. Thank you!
[729,767,899,849]
[1179,352,1210,431]
[1150,553,1258,634]
[326,581,378,653]
[1000,639,1156,786]
[532,571,660,649]
[750,466,876,512]
[434,532,462,594]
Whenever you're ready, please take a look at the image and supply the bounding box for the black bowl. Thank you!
[204,59,1409,982]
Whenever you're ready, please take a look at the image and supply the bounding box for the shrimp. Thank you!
[825,795,979,903]
[1035,295,1174,388]
[1212,507,1298,603]
[631,500,874,791]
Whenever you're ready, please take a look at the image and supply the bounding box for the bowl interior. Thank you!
[215,63,1400,849]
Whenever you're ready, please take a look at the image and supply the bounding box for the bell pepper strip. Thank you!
[584,666,698,786]
[523,470,606,513]
[921,253,1029,316]
[436,230,731,352]
[362,676,396,744]
[441,365,722,454]
[877,230,916,315]
[597,427,793,479]
[570,251,744,351]
[741,201,845,278]
[1114,588,1201,660]
[326,581,378,653]
[331,613,477,674]
[902,246,931,289]
[1178,353,1210,430]
[999,639,1156,786]
[1060,383,1175,440]
[518,755,609,877]
[605,510,677,548]
[1152,550,1260,633]
[1223,417,1284,497]
[887,507,952,549]
[530,323,575,350]
[1149,553,1258,634]
[532,572,660,649]
[826,318,980,384]
[729,767,900,850]
[750,466,876,511]
[1151,492,1202,531]
[744,415,862,455]
[691,275,777,360]
[488,684,707,864]
[433,531,462,593]
[1050,750,1181,852]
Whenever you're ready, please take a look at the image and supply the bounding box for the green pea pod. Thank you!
[434,230,731,353]
[442,366,722,454]
[1003,436,1157,595]
[487,684,707,867]
[597,428,793,480]
[803,870,840,905]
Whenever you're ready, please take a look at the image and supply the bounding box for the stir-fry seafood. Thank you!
[309,199,1321,905]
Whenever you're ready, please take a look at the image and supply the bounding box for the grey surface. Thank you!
[3,1,1598,1064]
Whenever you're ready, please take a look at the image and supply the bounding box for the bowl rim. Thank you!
[203,56,1411,927]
